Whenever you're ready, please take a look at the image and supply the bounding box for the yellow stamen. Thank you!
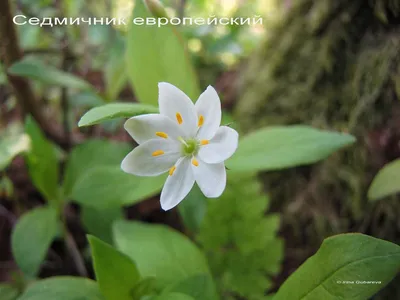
[198,115,204,127]
[192,158,199,167]
[169,166,176,176]
[156,132,168,139]
[152,150,164,157]
[176,113,183,124]
[200,140,209,145]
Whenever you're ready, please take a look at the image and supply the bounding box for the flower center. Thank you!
[180,138,199,156]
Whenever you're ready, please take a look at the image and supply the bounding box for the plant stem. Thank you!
[61,39,72,148]
[64,227,88,277]
[60,204,88,277]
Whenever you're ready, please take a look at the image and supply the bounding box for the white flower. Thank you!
[121,82,239,210]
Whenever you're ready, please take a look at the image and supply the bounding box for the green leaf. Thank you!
[164,274,218,300]
[71,166,165,208]
[17,277,104,300]
[130,277,159,300]
[69,91,104,108]
[368,159,400,201]
[126,0,200,105]
[11,206,59,277]
[88,235,140,300]
[197,172,282,299]
[227,126,356,172]
[274,233,400,300]
[105,35,128,100]
[113,221,211,288]
[82,206,123,244]
[25,117,59,203]
[9,57,93,90]
[178,185,207,233]
[63,139,131,197]
[78,103,158,127]
[152,293,195,300]
[0,284,19,300]
[0,133,30,171]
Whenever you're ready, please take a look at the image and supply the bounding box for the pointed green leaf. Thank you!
[153,293,195,300]
[17,277,104,300]
[0,284,19,300]
[11,206,59,277]
[82,206,123,244]
[71,166,165,208]
[368,159,400,201]
[63,139,131,197]
[274,233,400,300]
[164,274,218,300]
[130,277,159,300]
[88,235,140,300]
[78,103,158,127]
[9,58,93,90]
[0,133,30,171]
[227,126,356,172]
[178,185,207,233]
[25,117,59,203]
[126,0,200,105]
[113,221,211,288]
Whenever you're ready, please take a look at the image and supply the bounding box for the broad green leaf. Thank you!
[368,159,400,201]
[63,139,131,197]
[88,235,140,300]
[113,221,211,288]
[178,185,207,233]
[130,277,159,300]
[164,274,218,300]
[152,293,195,300]
[0,284,19,300]
[11,206,59,277]
[17,277,104,300]
[227,126,356,172]
[0,133,30,171]
[274,233,400,300]
[126,0,200,105]
[69,91,104,108]
[25,117,59,203]
[71,166,165,208]
[9,57,93,90]
[78,103,158,127]
[82,206,123,244]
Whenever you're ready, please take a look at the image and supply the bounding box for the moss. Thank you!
[235,0,400,297]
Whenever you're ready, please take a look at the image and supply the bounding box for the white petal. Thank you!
[124,114,184,144]
[198,126,239,164]
[160,157,195,210]
[158,82,197,137]
[195,86,222,140]
[121,139,181,176]
[192,158,226,198]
